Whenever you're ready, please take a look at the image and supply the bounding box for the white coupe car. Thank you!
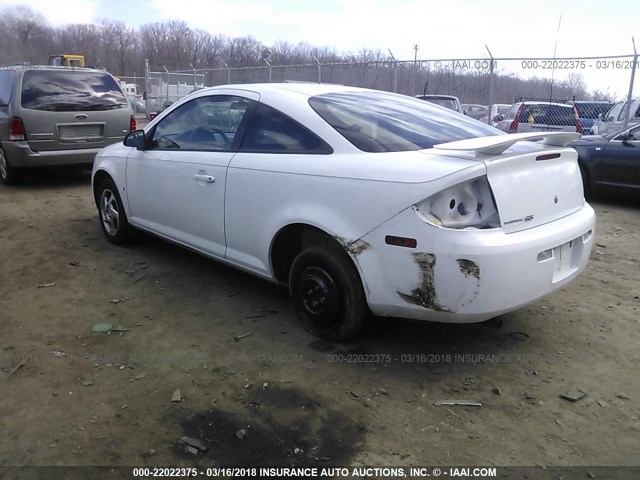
[92,83,595,340]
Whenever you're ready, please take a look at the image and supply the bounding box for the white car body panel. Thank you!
[354,202,594,321]
[92,84,595,326]
[225,151,484,275]
[125,149,232,258]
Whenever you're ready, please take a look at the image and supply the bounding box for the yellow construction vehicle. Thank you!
[49,54,85,67]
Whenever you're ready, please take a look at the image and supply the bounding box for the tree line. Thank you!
[0,5,615,103]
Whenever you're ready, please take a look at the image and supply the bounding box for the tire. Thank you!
[0,147,20,185]
[289,242,368,341]
[97,177,130,244]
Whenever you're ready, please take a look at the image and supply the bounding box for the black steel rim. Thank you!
[298,266,341,326]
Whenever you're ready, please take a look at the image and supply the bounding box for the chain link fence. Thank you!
[140,54,639,128]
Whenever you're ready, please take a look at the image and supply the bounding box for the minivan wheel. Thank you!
[0,148,20,185]
[289,243,367,341]
[98,178,130,244]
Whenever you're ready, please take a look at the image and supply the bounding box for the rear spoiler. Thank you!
[434,132,581,155]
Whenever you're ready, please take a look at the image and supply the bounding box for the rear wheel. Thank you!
[98,177,130,244]
[0,148,20,185]
[289,242,368,341]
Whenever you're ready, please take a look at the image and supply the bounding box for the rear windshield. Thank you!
[574,103,613,119]
[518,104,576,126]
[0,70,15,105]
[21,70,128,111]
[309,91,500,152]
[419,97,459,111]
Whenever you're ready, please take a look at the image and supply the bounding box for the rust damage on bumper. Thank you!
[397,252,451,313]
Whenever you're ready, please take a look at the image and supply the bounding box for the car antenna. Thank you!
[549,14,562,103]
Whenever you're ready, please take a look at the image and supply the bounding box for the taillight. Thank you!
[129,115,137,132]
[509,104,524,132]
[414,176,501,229]
[9,117,26,141]
[573,107,583,134]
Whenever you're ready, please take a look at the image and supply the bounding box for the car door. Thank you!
[125,93,256,258]
[598,125,640,188]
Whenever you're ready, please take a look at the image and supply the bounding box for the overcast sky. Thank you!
[1,0,639,97]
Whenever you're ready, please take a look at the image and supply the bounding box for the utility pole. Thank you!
[623,37,638,129]
[413,44,419,95]
[388,49,398,93]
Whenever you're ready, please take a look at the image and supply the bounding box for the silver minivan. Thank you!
[0,65,135,184]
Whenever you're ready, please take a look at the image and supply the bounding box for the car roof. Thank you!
[416,94,459,100]
[520,101,572,107]
[0,64,110,74]
[202,82,368,98]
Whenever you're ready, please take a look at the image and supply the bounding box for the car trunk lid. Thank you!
[434,132,585,233]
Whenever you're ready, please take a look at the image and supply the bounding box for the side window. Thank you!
[0,70,15,105]
[628,125,640,141]
[240,103,332,154]
[606,102,623,122]
[150,95,253,151]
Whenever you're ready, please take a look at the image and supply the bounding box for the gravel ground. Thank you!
[0,169,639,475]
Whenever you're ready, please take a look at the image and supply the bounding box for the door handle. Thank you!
[194,174,215,183]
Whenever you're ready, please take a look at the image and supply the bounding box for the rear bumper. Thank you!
[1,140,103,167]
[351,203,595,323]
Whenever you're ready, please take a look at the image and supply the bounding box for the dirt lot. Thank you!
[1,170,639,473]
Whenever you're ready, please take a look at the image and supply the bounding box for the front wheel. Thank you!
[289,243,368,341]
[98,178,130,244]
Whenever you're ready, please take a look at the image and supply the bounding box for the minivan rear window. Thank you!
[517,104,576,126]
[574,103,612,119]
[21,71,128,111]
[0,70,15,105]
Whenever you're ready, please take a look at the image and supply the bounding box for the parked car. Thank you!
[462,104,488,120]
[92,84,594,340]
[591,98,640,136]
[571,124,640,194]
[0,64,135,185]
[571,101,614,135]
[479,103,512,126]
[415,94,463,113]
[495,101,582,134]
[127,95,147,114]
[147,100,174,121]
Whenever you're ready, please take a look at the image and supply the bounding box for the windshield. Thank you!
[21,70,128,111]
[309,91,500,152]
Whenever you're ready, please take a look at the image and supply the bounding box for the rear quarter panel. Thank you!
[224,152,485,276]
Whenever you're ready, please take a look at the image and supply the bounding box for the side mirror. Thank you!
[597,113,604,121]
[620,132,631,144]
[124,130,147,150]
